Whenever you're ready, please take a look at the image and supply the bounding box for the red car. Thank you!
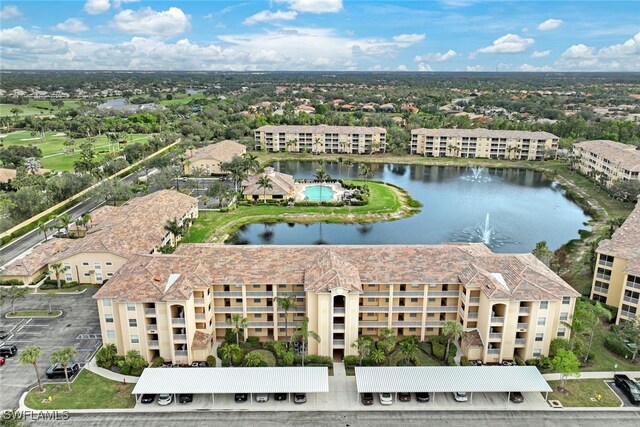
[0,356,5,366]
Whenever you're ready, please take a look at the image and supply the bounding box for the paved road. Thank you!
[0,288,101,410]
[21,410,640,427]
[0,169,149,267]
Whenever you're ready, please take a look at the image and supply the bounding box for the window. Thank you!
[253,285,260,289]
[427,313,434,318]
[428,298,436,302]
[385,298,389,303]
[103,299,112,307]
[95,272,103,282]
[410,298,419,303]
[537,317,546,326]
[130,335,139,344]
[105,314,113,323]
[128,319,137,327]
[409,328,416,332]
[593,281,609,294]
[540,301,548,310]
[235,299,242,303]
[94,262,101,270]
[83,273,90,277]
[126,303,136,312]
[368,298,375,302]
[596,267,611,281]
[557,328,566,337]
[409,313,417,318]
[82,262,89,266]
[107,273,113,277]
[535,333,544,342]
[106,330,116,339]
[593,294,607,303]
[255,314,262,318]
[253,299,260,303]
[255,328,262,332]
[532,349,542,357]
[560,312,569,321]
[106,262,113,266]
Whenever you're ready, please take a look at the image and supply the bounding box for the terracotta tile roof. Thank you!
[94,244,578,302]
[191,331,213,350]
[0,168,49,183]
[412,128,558,140]
[187,140,246,163]
[255,125,386,135]
[2,238,74,277]
[462,329,483,348]
[242,168,294,197]
[573,140,640,172]
[597,200,640,276]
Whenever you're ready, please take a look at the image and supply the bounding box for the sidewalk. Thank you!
[542,371,638,381]
[85,358,139,384]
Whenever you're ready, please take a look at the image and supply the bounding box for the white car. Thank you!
[157,394,173,406]
[379,392,393,405]
[453,392,468,402]
[256,393,269,403]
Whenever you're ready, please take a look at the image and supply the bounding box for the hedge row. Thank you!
[605,333,634,358]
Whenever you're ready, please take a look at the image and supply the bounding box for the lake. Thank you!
[227,161,591,253]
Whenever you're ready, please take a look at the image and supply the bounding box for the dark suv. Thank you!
[614,374,640,405]
[46,362,80,379]
[0,345,17,357]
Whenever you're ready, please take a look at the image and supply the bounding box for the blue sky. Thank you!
[0,0,638,71]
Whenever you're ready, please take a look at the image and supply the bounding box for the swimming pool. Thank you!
[304,185,334,201]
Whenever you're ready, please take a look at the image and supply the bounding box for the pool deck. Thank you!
[294,182,345,202]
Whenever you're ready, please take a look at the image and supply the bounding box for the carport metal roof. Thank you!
[132,367,329,394]
[355,366,552,393]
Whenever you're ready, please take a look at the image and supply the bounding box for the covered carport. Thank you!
[132,367,329,405]
[355,366,552,404]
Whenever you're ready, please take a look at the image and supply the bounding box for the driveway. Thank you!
[0,287,101,410]
[605,380,638,407]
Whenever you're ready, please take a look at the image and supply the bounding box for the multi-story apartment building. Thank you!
[183,140,246,175]
[94,243,578,365]
[1,190,198,285]
[410,129,559,160]
[573,140,640,185]
[254,125,387,154]
[590,200,640,323]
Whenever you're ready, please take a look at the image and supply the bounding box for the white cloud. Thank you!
[203,13,213,20]
[397,64,408,71]
[276,0,343,14]
[599,32,640,57]
[518,63,553,72]
[392,33,426,44]
[531,50,551,58]
[440,0,482,7]
[84,0,110,15]
[113,0,139,7]
[466,65,484,71]
[476,33,534,54]
[0,26,69,57]
[110,7,191,37]
[0,5,22,20]
[417,63,433,71]
[53,18,90,34]
[414,49,457,62]
[537,18,563,31]
[244,10,298,25]
[560,44,594,59]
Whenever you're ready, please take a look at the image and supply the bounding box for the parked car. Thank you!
[178,394,193,404]
[157,394,173,406]
[398,392,412,402]
[509,391,524,403]
[274,393,287,401]
[614,374,640,405]
[293,393,307,404]
[361,393,374,405]
[379,392,393,405]
[416,392,430,402]
[0,356,5,366]
[256,393,269,403]
[45,362,80,379]
[235,393,248,403]
[0,345,17,357]
[140,394,155,404]
[453,392,468,402]
[0,331,9,340]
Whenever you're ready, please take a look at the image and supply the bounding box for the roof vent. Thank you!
[165,273,181,292]
[153,276,162,282]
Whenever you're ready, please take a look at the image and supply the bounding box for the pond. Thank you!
[227,161,591,253]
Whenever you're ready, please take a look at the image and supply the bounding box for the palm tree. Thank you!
[399,338,419,365]
[292,317,320,367]
[244,352,262,367]
[276,294,296,343]
[19,345,44,392]
[369,348,386,366]
[51,346,77,391]
[220,343,242,367]
[37,220,49,241]
[163,218,183,248]
[314,167,330,202]
[343,158,354,178]
[50,262,65,289]
[24,157,41,174]
[358,163,373,188]
[81,214,92,231]
[351,336,372,366]
[56,213,72,236]
[242,153,260,174]
[226,313,248,346]
[313,137,323,154]
[377,328,397,365]
[442,319,463,362]
[206,181,233,208]
[256,174,273,204]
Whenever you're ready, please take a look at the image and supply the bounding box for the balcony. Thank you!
[334,307,346,315]
[216,306,243,313]
[333,324,345,332]
[426,321,443,327]
[468,312,479,320]
[333,339,345,347]
[429,291,459,297]
[517,323,528,330]
[620,310,637,319]
[173,334,187,342]
[427,306,458,313]
[248,321,274,327]
[469,297,480,304]
[148,340,159,348]
[359,321,387,327]
[360,306,387,312]
[246,292,274,297]
[362,291,389,297]
[195,313,206,321]
[194,298,205,305]
[146,324,158,333]
[247,306,274,313]
[519,306,531,314]
[144,308,156,316]
[489,333,502,340]
[459,307,465,317]
[393,291,423,297]
[624,296,639,305]
[174,350,188,357]
[626,281,640,291]
[171,318,186,326]
[391,321,422,327]
[487,348,501,355]
[214,291,242,298]
[490,316,505,325]
[514,339,526,346]
[392,306,422,312]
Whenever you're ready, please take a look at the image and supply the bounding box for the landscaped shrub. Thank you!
[206,355,217,367]
[460,356,471,366]
[217,342,228,359]
[447,355,456,366]
[224,329,237,345]
[549,338,570,357]
[418,341,432,355]
[430,336,447,361]
[538,355,552,369]
[605,333,633,358]
[343,355,359,367]
[525,358,538,366]
[245,336,260,346]
[150,357,165,367]
[0,279,24,286]
[95,344,118,369]
[120,365,131,375]
[294,354,332,367]
[515,356,525,366]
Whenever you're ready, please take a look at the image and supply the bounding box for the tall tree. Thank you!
[226,313,248,346]
[0,285,29,314]
[358,163,373,188]
[73,141,98,175]
[550,349,580,391]
[351,336,373,366]
[163,218,183,248]
[51,346,77,391]
[242,153,260,174]
[580,301,612,363]
[377,328,397,366]
[442,319,463,362]
[18,345,44,392]
[50,262,65,289]
[206,181,233,208]
[275,294,296,343]
[292,317,321,367]
[37,219,50,241]
[399,337,419,364]
[256,174,273,204]
[532,240,554,268]
[56,213,72,236]
[220,343,243,367]
[314,166,330,201]
[619,316,640,362]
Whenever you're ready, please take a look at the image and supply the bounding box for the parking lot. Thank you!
[0,287,101,410]
[605,380,638,407]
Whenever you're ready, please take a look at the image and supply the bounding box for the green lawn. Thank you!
[389,347,441,366]
[0,100,83,117]
[547,379,621,407]
[184,180,418,243]
[6,309,61,317]
[581,323,640,372]
[24,369,136,410]
[1,130,151,171]
[159,93,206,106]
[248,349,277,367]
